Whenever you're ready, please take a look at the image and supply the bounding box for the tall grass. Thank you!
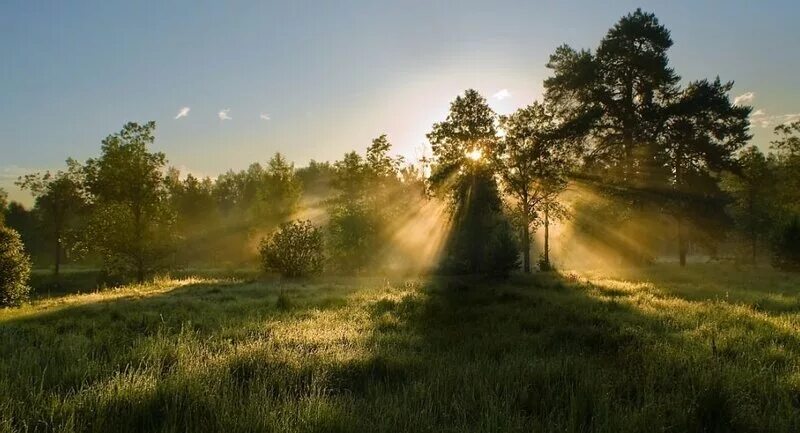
[2,264,800,432]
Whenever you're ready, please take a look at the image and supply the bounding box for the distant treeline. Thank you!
[3,9,800,285]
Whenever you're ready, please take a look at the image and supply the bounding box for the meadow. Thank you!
[2,264,800,432]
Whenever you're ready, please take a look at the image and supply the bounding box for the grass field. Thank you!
[2,264,800,432]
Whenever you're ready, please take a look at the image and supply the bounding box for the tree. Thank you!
[496,102,574,272]
[260,220,323,277]
[17,159,87,276]
[428,89,516,274]
[545,9,679,188]
[772,217,800,272]
[721,146,777,264]
[771,121,800,217]
[83,121,176,282]
[659,79,751,266]
[256,153,302,225]
[0,225,32,306]
[327,151,377,273]
[0,188,7,226]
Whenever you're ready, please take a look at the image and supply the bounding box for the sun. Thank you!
[465,148,483,162]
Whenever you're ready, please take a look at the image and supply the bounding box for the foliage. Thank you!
[259,219,323,277]
[428,89,520,275]
[0,188,6,225]
[484,219,520,277]
[0,225,32,306]
[16,159,87,275]
[83,121,177,282]
[326,136,409,274]
[721,147,778,262]
[496,102,574,272]
[771,217,800,272]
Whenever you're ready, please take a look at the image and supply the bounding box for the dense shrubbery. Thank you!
[771,217,800,272]
[259,220,323,277]
[0,226,32,306]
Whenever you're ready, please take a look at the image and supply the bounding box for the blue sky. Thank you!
[2,1,799,205]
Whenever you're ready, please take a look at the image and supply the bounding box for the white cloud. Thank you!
[492,89,511,100]
[174,107,190,119]
[749,109,800,128]
[259,113,271,121]
[733,91,755,106]
[218,109,232,121]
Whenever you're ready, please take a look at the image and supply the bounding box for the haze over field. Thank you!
[2,0,799,205]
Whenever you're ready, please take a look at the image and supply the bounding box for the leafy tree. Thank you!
[659,79,751,266]
[83,121,176,282]
[545,9,679,188]
[772,217,800,272]
[17,159,87,275]
[0,188,7,226]
[771,121,800,217]
[496,102,573,272]
[722,146,778,264]
[259,220,323,277]
[256,153,302,225]
[0,225,32,306]
[327,151,377,273]
[428,89,517,274]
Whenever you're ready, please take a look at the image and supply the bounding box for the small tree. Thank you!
[17,159,87,276]
[0,226,32,306]
[83,121,176,282]
[772,217,800,272]
[259,220,323,277]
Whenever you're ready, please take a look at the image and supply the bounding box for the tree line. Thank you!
[3,9,800,304]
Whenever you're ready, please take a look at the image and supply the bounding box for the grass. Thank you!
[2,264,800,432]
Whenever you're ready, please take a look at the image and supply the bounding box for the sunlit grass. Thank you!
[2,265,800,432]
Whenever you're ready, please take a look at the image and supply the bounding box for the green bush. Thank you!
[772,216,800,272]
[0,225,32,306]
[259,220,323,277]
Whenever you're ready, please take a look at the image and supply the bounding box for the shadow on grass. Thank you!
[3,269,800,432]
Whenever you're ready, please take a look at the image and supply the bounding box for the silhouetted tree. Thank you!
[0,188,7,226]
[17,159,87,276]
[660,79,751,266]
[722,146,778,264]
[496,102,573,272]
[428,89,517,274]
[83,121,176,282]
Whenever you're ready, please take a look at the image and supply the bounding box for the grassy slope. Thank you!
[2,265,800,432]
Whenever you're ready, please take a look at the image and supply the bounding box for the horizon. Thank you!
[3,0,799,205]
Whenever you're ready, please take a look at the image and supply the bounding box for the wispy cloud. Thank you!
[749,110,800,128]
[218,109,232,121]
[734,91,755,106]
[174,107,190,119]
[259,113,271,121]
[492,89,511,100]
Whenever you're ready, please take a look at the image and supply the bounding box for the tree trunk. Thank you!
[522,202,531,273]
[544,205,550,268]
[677,215,687,267]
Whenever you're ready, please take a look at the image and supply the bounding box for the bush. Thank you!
[0,226,32,306]
[259,220,323,277]
[772,216,800,272]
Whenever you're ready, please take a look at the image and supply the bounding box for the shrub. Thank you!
[772,216,800,272]
[259,220,323,277]
[0,226,32,306]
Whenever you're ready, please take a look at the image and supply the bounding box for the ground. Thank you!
[2,264,800,432]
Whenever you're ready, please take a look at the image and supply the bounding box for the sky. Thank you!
[2,0,799,205]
